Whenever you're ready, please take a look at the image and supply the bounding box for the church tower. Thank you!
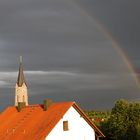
[15,56,28,106]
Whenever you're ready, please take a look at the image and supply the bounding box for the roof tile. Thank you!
[0,102,73,140]
[0,102,104,140]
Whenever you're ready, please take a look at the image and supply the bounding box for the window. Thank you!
[17,95,19,102]
[23,95,25,102]
[63,121,69,131]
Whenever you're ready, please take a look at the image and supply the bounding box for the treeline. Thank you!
[84,110,110,126]
[85,99,140,140]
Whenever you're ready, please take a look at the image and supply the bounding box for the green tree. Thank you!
[124,102,140,140]
[100,99,140,140]
[107,99,129,139]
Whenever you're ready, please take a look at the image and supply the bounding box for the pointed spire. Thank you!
[20,56,22,64]
[17,56,26,87]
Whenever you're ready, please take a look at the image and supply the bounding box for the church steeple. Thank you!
[17,56,26,87]
[15,56,28,106]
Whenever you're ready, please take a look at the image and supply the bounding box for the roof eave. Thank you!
[72,103,105,137]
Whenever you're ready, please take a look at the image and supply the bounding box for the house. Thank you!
[0,57,105,140]
[92,118,105,123]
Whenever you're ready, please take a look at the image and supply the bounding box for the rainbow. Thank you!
[94,19,140,89]
[72,0,140,89]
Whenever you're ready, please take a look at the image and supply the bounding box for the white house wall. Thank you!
[46,106,95,140]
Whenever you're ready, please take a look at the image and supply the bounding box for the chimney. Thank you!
[17,102,26,112]
[43,99,53,111]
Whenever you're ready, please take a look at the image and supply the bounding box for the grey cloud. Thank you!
[75,0,140,73]
[0,0,139,110]
[0,70,139,110]
[0,70,137,89]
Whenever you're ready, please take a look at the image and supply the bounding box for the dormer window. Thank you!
[63,121,69,131]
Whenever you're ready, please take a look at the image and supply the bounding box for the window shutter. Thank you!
[63,121,69,131]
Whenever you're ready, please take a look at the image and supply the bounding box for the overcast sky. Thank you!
[0,0,140,110]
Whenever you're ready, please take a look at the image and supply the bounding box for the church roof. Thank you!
[17,56,26,87]
[0,102,105,140]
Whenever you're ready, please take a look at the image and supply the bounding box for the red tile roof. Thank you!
[0,102,104,140]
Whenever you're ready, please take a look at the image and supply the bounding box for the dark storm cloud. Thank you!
[0,69,139,110]
[75,0,140,72]
[0,0,139,110]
